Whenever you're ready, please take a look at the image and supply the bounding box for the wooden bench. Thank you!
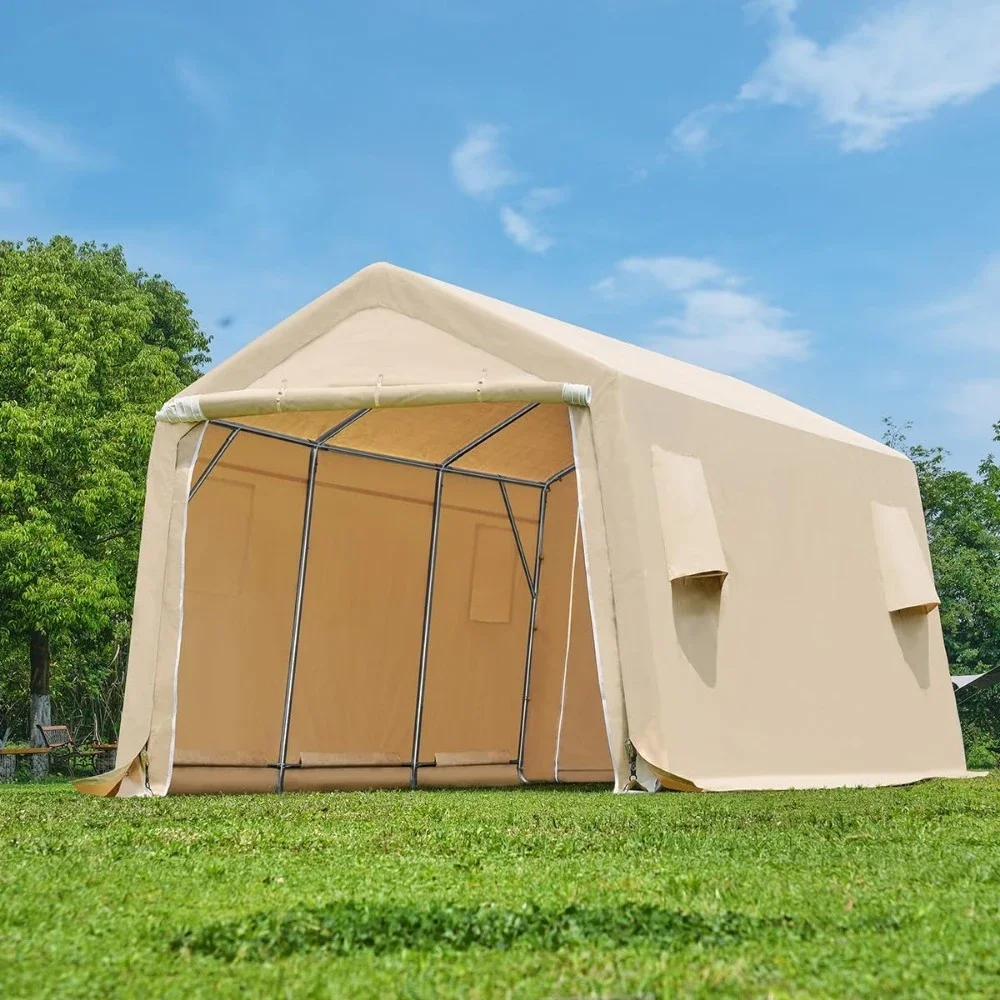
[37,725,103,777]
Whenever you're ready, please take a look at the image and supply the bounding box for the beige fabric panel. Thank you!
[571,400,630,787]
[285,767,411,791]
[419,764,520,787]
[872,502,940,613]
[555,526,614,779]
[299,752,402,766]
[174,750,270,767]
[115,422,191,794]
[240,408,358,442]
[453,402,574,483]
[173,432,308,773]
[146,423,206,795]
[169,766,276,795]
[520,473,613,783]
[616,376,966,785]
[416,475,539,769]
[333,402,521,465]
[650,447,729,582]
[248,306,536,390]
[520,475,575,781]
[190,423,235,483]
[555,769,614,784]
[285,452,435,763]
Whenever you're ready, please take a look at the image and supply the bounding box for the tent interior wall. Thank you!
[170,401,614,793]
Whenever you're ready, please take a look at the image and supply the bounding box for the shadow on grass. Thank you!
[173,900,817,962]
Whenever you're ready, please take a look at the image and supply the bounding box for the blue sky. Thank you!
[2,0,998,469]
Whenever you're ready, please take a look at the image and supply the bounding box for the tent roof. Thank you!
[186,262,900,459]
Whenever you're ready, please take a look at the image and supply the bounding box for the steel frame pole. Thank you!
[189,428,239,499]
[499,481,534,592]
[409,467,445,789]
[275,445,320,793]
[515,485,549,782]
[207,419,549,491]
[316,408,369,443]
[546,463,576,487]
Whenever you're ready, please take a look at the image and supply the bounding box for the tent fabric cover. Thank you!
[82,261,969,798]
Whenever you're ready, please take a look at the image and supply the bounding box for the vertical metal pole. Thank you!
[516,484,549,783]
[276,445,320,793]
[409,467,445,789]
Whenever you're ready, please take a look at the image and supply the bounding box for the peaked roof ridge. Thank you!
[183,260,901,459]
[408,264,902,459]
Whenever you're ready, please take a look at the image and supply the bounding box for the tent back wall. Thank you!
[168,402,606,791]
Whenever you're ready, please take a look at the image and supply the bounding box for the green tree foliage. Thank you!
[0,236,209,740]
[884,418,1000,765]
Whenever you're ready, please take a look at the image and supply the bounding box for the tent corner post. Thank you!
[410,467,445,790]
[275,444,320,794]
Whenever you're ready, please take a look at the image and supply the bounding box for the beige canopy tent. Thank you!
[79,262,970,797]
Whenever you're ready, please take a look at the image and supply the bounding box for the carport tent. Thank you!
[80,262,971,797]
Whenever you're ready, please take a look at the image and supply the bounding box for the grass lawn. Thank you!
[2,777,1000,999]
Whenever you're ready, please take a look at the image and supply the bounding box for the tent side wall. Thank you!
[610,375,967,787]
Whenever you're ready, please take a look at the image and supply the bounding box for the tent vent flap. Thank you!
[650,447,728,584]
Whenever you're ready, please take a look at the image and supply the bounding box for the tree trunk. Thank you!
[29,632,51,779]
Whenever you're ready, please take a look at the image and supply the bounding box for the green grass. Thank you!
[3,778,1000,998]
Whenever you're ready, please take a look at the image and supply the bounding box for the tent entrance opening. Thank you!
[171,401,614,793]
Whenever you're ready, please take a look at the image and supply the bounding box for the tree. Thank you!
[884,418,1000,765]
[0,236,210,767]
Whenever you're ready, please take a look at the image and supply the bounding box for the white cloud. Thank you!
[499,186,568,253]
[943,378,1000,433]
[174,56,227,118]
[746,0,798,30]
[0,101,97,168]
[670,105,732,154]
[0,181,23,208]
[653,286,810,373]
[594,255,811,374]
[500,206,553,253]
[676,0,1000,154]
[614,255,729,293]
[451,128,566,250]
[450,124,520,198]
[921,254,1000,350]
[520,185,568,214]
